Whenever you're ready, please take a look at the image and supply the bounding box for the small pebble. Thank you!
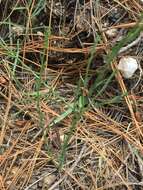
[12,25,24,36]
[43,174,56,188]
[37,31,44,36]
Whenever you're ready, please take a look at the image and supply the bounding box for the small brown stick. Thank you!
[102,22,137,31]
[0,82,11,146]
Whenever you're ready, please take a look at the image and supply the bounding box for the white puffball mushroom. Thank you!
[105,28,117,38]
[117,57,138,79]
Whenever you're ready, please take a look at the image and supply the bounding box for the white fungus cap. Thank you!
[105,28,117,38]
[117,57,138,79]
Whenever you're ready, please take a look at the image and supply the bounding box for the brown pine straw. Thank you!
[94,7,143,139]
[1,0,143,189]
